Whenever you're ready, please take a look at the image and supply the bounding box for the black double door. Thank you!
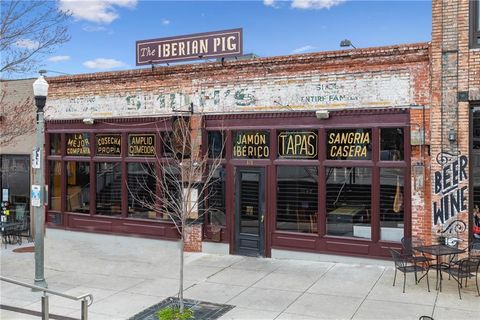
[235,167,265,257]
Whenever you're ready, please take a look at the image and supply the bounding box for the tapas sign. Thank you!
[278,131,317,159]
[128,134,156,157]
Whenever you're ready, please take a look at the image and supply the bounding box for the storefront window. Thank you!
[232,131,270,159]
[380,128,404,161]
[326,167,372,238]
[326,129,372,160]
[380,168,404,242]
[208,131,225,158]
[127,163,157,219]
[207,166,226,226]
[66,162,90,214]
[96,162,122,216]
[277,130,318,159]
[66,133,90,156]
[49,161,62,211]
[96,134,121,156]
[276,166,318,233]
[49,133,61,155]
[472,107,480,221]
[1,155,30,220]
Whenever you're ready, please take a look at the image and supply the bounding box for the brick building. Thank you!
[37,0,479,259]
[429,0,480,247]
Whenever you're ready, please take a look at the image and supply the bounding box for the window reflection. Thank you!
[380,168,404,242]
[208,131,225,158]
[127,163,157,219]
[380,128,404,161]
[207,166,226,226]
[276,166,318,233]
[49,161,62,211]
[96,162,122,216]
[67,162,90,214]
[326,167,371,238]
[49,134,61,155]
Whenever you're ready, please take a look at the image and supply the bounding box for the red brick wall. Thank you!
[430,0,479,246]
[184,224,202,252]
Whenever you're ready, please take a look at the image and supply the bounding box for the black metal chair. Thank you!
[389,248,430,293]
[444,257,480,299]
[401,237,435,281]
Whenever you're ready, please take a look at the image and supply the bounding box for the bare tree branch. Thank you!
[127,111,225,312]
[1,0,71,76]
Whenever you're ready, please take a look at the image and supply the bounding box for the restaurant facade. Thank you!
[44,42,431,259]
[36,0,480,260]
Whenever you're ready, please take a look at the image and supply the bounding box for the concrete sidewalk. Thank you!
[1,229,478,320]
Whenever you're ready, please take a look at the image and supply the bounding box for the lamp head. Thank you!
[33,75,49,98]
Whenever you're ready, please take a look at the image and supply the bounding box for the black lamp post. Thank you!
[32,73,48,289]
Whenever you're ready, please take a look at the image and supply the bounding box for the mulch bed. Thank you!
[129,297,234,320]
[12,246,35,253]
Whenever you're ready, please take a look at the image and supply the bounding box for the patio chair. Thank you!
[389,248,430,293]
[401,237,435,279]
[444,257,480,299]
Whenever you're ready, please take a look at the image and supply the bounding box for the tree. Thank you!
[0,79,35,148]
[128,112,225,313]
[1,0,70,76]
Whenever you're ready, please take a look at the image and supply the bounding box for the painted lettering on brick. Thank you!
[432,152,468,226]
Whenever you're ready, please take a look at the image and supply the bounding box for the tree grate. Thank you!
[129,297,235,320]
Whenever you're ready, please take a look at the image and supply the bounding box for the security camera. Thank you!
[82,118,94,125]
[315,110,329,119]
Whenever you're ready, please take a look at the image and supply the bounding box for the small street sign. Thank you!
[32,147,41,169]
[31,185,41,207]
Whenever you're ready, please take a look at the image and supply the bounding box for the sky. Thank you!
[32,0,432,77]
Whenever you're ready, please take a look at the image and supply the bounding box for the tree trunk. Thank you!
[179,231,184,313]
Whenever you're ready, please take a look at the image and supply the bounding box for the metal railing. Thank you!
[0,276,93,320]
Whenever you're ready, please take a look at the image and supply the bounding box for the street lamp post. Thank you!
[32,74,48,289]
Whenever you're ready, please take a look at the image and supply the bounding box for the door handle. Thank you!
[261,214,264,223]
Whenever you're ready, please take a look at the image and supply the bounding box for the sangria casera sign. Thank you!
[136,28,243,65]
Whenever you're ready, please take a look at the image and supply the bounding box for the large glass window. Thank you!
[1,155,30,220]
[326,167,372,238]
[380,168,404,242]
[49,161,62,211]
[66,162,90,214]
[380,128,404,161]
[471,0,480,48]
[127,163,157,219]
[472,107,480,228]
[49,134,61,155]
[207,166,226,226]
[208,131,225,158]
[276,166,318,233]
[96,162,122,216]
[326,129,372,160]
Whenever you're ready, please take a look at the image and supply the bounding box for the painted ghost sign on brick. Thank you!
[45,72,412,120]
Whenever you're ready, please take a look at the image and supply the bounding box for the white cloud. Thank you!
[83,58,126,70]
[82,25,107,32]
[58,0,138,24]
[15,39,40,49]
[161,18,170,25]
[264,0,276,6]
[291,45,316,54]
[48,55,71,62]
[292,0,346,10]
